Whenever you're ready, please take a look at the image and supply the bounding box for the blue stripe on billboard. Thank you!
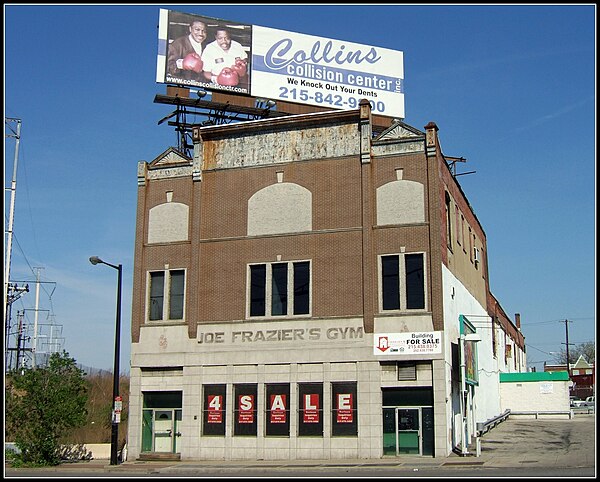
[252,55,403,94]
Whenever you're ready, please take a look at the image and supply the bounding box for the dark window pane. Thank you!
[266,383,290,436]
[331,382,358,436]
[406,253,425,309]
[382,256,400,310]
[298,383,323,436]
[271,263,288,316]
[169,270,185,319]
[293,262,310,315]
[250,265,266,316]
[142,390,182,408]
[382,387,433,406]
[149,272,165,320]
[202,384,226,436]
[234,384,257,436]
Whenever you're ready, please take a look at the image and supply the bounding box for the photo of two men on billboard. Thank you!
[165,11,251,93]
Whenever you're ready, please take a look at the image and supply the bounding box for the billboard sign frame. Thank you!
[157,8,405,119]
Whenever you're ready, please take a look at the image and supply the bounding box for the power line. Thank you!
[526,344,558,356]
[520,317,594,326]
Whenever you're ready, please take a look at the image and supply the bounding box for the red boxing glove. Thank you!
[182,53,203,73]
[217,67,239,86]
[232,59,247,78]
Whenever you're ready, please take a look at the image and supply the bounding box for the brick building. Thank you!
[126,92,526,461]
[545,355,595,399]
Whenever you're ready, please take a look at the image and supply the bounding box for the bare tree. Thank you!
[553,342,595,365]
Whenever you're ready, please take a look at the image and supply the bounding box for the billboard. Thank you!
[156,9,405,119]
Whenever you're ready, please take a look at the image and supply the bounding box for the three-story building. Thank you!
[126,93,525,461]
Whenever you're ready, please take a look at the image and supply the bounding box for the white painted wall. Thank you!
[500,380,570,413]
[441,265,501,448]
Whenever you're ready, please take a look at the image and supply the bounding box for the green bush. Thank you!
[5,351,88,466]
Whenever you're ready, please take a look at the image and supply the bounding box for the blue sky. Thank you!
[4,4,595,373]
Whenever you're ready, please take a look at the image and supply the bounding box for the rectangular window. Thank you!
[461,215,466,253]
[331,382,358,436]
[469,227,474,263]
[298,383,323,437]
[271,263,288,316]
[480,248,486,279]
[445,192,452,250]
[234,384,257,436]
[169,270,185,319]
[149,272,164,321]
[148,269,185,321]
[250,265,266,317]
[248,261,311,318]
[382,256,400,310]
[380,253,426,312]
[293,262,310,315]
[455,206,462,246]
[405,254,425,309]
[202,384,226,436]
[265,383,290,436]
[491,316,497,358]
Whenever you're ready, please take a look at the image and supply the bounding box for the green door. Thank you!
[142,410,153,452]
[174,409,182,453]
[382,408,397,455]
[397,408,420,455]
[382,407,422,455]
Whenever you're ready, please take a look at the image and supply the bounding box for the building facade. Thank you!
[126,96,525,461]
[545,355,595,400]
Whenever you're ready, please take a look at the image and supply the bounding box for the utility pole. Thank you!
[561,319,574,377]
[32,267,43,368]
[5,118,23,371]
[5,118,22,323]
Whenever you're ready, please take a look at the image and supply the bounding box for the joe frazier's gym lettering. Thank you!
[198,326,364,344]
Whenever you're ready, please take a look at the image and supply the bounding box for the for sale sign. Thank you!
[207,394,223,423]
[303,393,320,423]
[238,394,254,424]
[270,394,287,424]
[336,393,353,423]
[374,331,443,355]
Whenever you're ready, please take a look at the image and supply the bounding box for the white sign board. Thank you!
[374,331,442,356]
[251,26,404,118]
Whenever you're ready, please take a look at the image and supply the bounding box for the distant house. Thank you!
[544,355,595,399]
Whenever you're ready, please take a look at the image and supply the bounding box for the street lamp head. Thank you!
[89,256,103,266]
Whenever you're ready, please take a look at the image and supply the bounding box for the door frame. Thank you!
[383,405,433,457]
[142,408,182,453]
[394,407,422,456]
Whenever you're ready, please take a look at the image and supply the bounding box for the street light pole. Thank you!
[89,256,122,466]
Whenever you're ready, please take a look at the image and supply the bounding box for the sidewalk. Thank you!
[6,414,595,475]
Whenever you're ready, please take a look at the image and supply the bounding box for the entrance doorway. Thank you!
[147,409,182,453]
[382,388,434,456]
[383,407,421,455]
[141,391,182,454]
